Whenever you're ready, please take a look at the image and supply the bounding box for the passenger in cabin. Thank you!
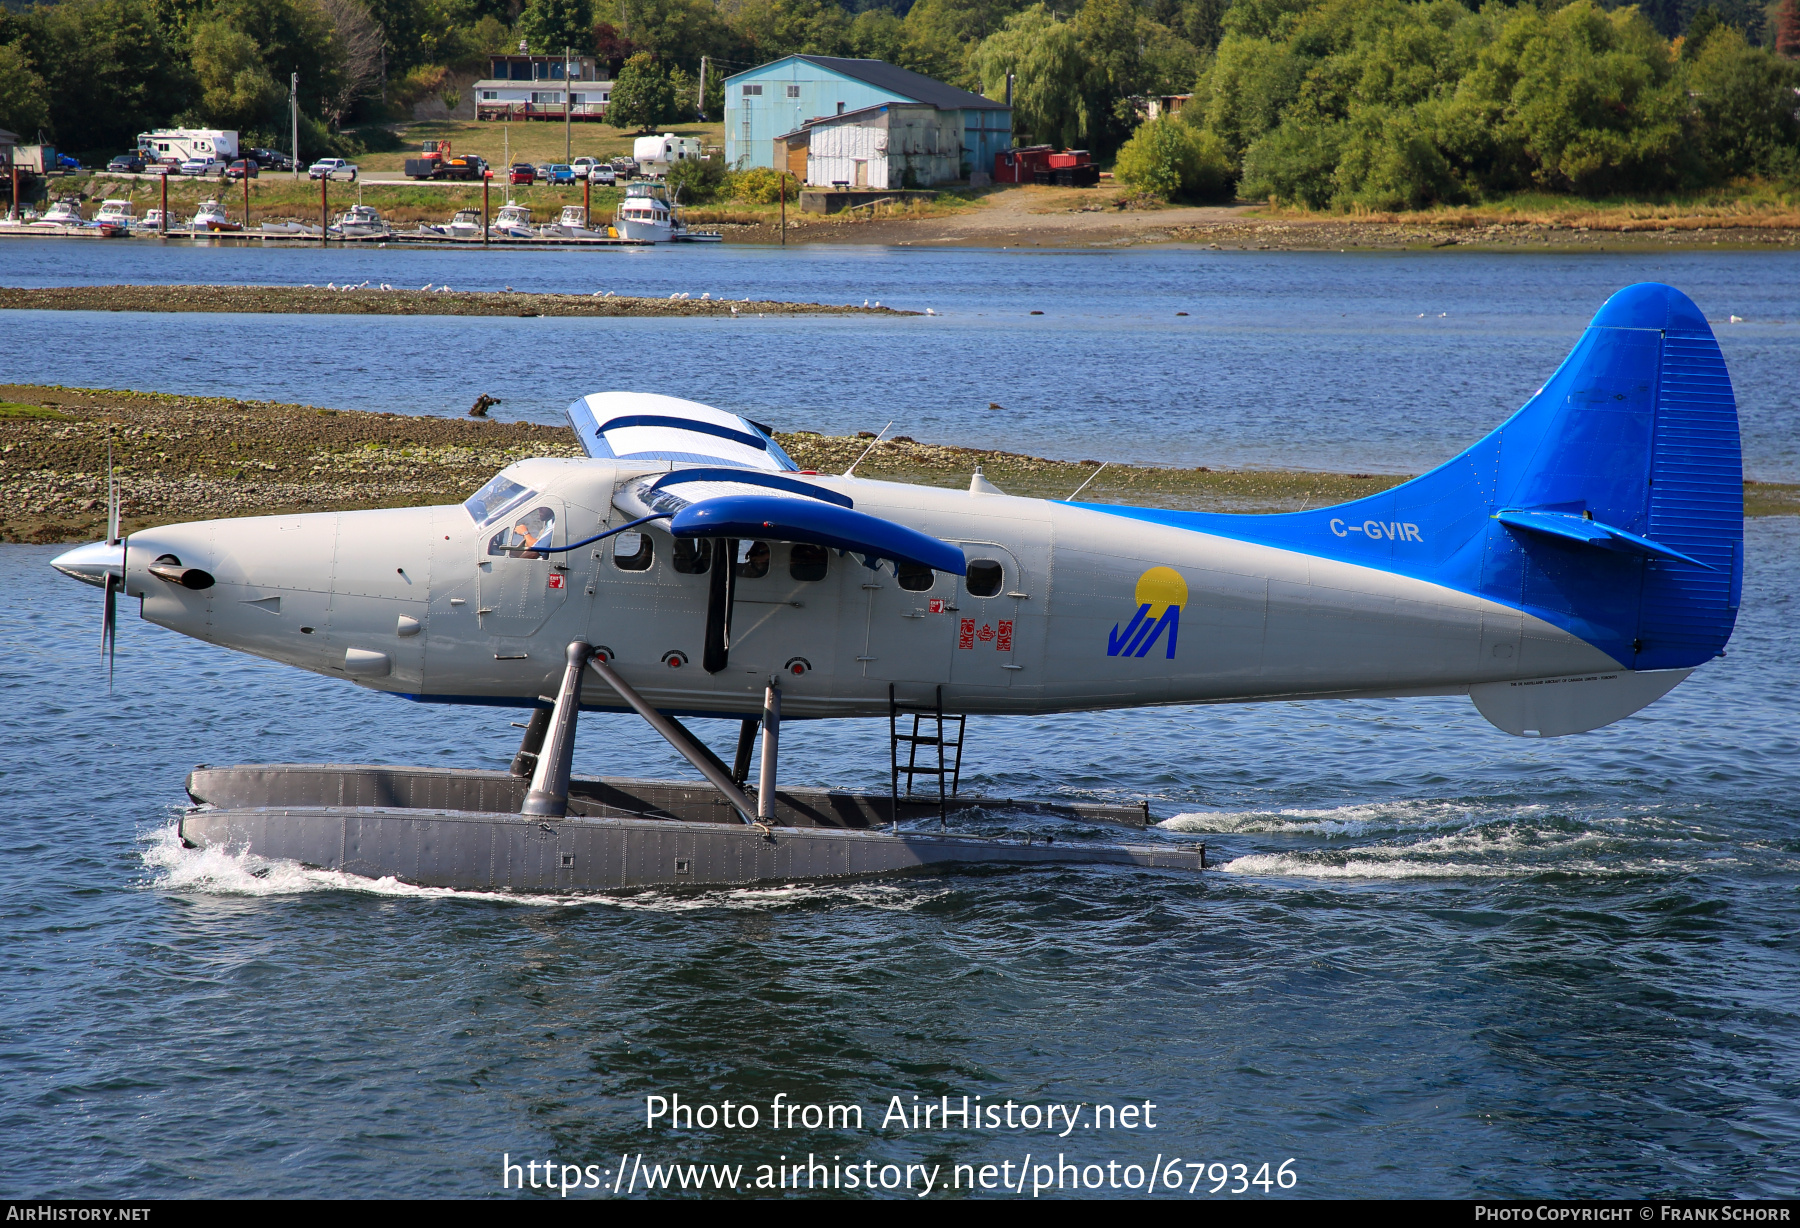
[737,540,771,578]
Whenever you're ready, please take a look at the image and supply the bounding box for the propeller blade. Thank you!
[103,533,125,690]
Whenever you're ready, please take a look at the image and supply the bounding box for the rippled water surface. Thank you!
[2,240,1797,478]
[2,247,1797,1199]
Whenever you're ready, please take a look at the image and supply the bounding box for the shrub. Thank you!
[666,156,728,203]
[730,165,795,204]
[1113,116,1237,201]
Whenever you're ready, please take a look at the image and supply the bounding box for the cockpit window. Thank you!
[488,506,555,558]
[464,474,532,524]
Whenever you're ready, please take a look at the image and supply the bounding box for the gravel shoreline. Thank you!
[4,384,1791,544]
[0,285,911,318]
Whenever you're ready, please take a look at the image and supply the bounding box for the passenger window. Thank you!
[897,562,934,592]
[671,537,712,575]
[736,540,771,579]
[965,559,1003,597]
[790,543,828,582]
[488,506,555,558]
[612,529,653,571]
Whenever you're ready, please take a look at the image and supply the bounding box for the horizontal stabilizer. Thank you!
[672,494,968,575]
[1470,668,1693,737]
[1494,510,1712,569]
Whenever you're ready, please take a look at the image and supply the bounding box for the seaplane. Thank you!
[51,283,1742,891]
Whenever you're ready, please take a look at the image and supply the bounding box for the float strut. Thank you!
[521,641,593,817]
[758,683,780,823]
[588,654,759,824]
[509,704,553,778]
[732,718,759,786]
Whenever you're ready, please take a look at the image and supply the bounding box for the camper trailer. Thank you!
[136,129,239,165]
[630,133,702,176]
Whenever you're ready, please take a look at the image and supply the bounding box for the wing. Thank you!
[614,468,966,576]
[566,391,797,471]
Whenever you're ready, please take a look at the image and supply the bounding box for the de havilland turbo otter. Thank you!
[51,283,1744,891]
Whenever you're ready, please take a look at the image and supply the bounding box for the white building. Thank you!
[474,80,611,121]
[793,102,963,190]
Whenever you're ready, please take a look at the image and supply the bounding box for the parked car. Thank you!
[308,158,358,181]
[508,162,536,185]
[571,156,600,175]
[108,154,145,174]
[587,165,616,185]
[545,163,576,185]
[250,148,295,171]
[180,157,227,176]
[225,159,260,180]
[534,163,553,183]
[609,156,639,178]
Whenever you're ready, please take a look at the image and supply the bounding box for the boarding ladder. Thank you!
[889,684,965,826]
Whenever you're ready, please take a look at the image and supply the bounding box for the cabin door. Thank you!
[949,541,1044,691]
[476,495,568,639]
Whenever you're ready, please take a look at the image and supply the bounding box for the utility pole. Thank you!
[565,45,573,164]
[698,56,707,121]
[291,72,300,180]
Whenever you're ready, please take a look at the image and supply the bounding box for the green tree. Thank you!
[900,0,1019,87]
[1115,114,1235,199]
[849,7,904,62]
[9,0,196,152]
[520,0,594,53]
[975,6,1089,147]
[606,50,674,131]
[190,18,283,130]
[732,0,851,58]
[599,0,735,73]
[0,41,51,140]
[1684,27,1800,177]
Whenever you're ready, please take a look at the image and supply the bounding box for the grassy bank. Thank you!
[4,385,1793,546]
[353,118,728,175]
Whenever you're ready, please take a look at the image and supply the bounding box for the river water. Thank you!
[1,240,1797,1199]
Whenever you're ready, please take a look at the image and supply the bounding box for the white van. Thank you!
[631,133,702,175]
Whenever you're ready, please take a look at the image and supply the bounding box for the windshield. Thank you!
[463,474,532,524]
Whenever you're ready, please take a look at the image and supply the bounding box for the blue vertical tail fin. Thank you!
[1081,283,1744,670]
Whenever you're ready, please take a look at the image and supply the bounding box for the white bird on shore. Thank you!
[925,308,936,316]
[730,306,738,315]
[669,292,680,300]
[421,283,433,291]
[380,283,392,291]
[701,292,710,300]
[864,299,869,307]
[1730,314,1745,323]
[327,282,337,290]
[874,300,881,307]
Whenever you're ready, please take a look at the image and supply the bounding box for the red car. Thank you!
[509,162,536,185]
[225,159,259,180]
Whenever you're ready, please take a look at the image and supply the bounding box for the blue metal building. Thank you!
[723,56,1012,179]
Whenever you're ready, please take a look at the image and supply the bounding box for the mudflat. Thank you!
[4,385,1793,545]
[0,285,908,318]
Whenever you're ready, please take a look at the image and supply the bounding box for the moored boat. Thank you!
[259,218,323,237]
[614,182,674,242]
[328,204,391,239]
[490,201,534,238]
[545,204,611,239]
[192,199,240,231]
[421,208,484,240]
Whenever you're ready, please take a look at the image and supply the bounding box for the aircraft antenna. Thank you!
[842,421,894,476]
[1061,462,1107,502]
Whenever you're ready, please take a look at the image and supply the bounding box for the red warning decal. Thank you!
[958,618,975,650]
[929,598,945,614]
[546,573,565,590]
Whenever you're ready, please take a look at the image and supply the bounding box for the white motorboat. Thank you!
[135,208,170,233]
[259,218,323,237]
[490,202,534,238]
[192,199,240,231]
[614,182,674,242]
[421,208,485,240]
[545,204,611,240]
[328,204,391,239]
[94,199,137,227]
